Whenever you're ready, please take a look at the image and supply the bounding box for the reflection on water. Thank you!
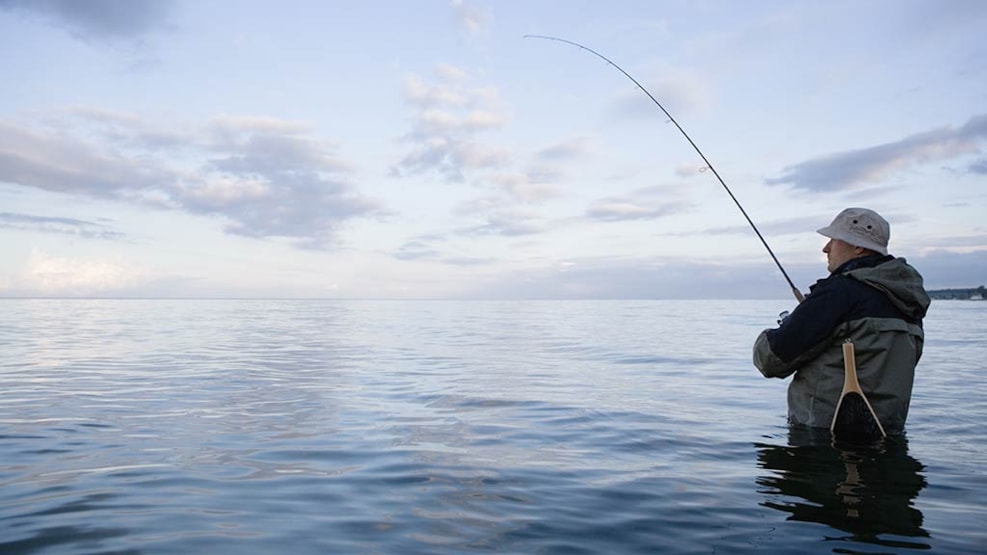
[756,427,929,551]
[1,299,983,553]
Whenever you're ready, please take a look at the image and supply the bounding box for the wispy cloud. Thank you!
[534,136,595,161]
[916,233,987,252]
[767,113,987,191]
[391,204,544,265]
[461,208,543,237]
[392,233,500,265]
[450,0,492,36]
[0,111,381,250]
[0,212,126,240]
[585,185,690,222]
[471,136,594,204]
[487,172,559,203]
[585,199,685,222]
[393,66,512,182]
[393,237,443,261]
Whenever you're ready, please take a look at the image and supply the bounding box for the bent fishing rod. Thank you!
[525,34,804,303]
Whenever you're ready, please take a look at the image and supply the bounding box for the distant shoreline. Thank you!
[928,286,985,300]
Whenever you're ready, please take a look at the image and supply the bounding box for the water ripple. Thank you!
[0,299,984,553]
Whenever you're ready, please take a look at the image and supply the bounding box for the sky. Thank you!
[1,0,985,299]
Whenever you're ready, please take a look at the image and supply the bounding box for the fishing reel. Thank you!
[777,310,791,326]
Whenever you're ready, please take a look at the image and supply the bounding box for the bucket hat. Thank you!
[817,207,889,255]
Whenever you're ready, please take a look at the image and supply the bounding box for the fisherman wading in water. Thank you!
[753,208,930,435]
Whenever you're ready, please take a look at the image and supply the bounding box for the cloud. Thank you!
[767,113,987,191]
[585,185,690,222]
[391,204,543,264]
[15,248,147,295]
[208,114,314,136]
[0,111,381,250]
[487,172,559,203]
[397,246,493,265]
[534,137,595,161]
[442,255,495,267]
[43,106,195,150]
[0,0,174,42]
[393,66,512,182]
[450,0,492,35]
[206,130,352,176]
[586,199,686,222]
[463,136,594,205]
[462,208,543,237]
[450,189,551,238]
[0,119,178,199]
[916,233,987,252]
[183,122,381,249]
[392,233,499,265]
[0,212,126,240]
[403,72,468,108]
[395,138,512,182]
[393,237,442,261]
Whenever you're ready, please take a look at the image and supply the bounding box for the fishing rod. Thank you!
[525,34,805,303]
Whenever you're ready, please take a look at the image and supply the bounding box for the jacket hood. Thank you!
[845,256,930,320]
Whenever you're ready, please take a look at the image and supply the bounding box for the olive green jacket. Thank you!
[753,256,929,434]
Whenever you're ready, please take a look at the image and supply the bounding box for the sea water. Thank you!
[1,299,984,554]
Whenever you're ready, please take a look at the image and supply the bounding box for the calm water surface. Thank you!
[1,299,984,554]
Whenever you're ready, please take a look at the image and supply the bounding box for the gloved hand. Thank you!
[777,310,791,326]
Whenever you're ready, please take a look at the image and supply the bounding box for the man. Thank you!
[753,208,930,435]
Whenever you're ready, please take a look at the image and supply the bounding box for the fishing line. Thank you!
[525,34,804,303]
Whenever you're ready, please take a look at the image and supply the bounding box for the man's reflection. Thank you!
[755,427,929,551]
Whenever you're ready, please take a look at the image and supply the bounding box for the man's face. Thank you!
[823,238,860,273]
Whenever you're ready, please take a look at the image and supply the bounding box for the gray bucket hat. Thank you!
[817,207,890,255]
